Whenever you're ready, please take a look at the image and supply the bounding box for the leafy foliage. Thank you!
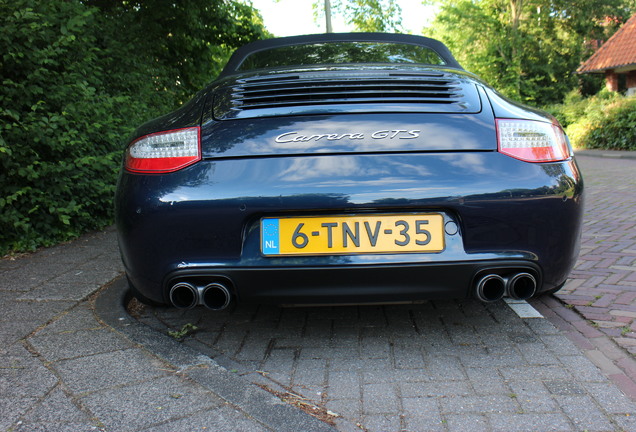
[580,97,636,150]
[546,90,636,150]
[315,0,403,32]
[0,0,266,255]
[85,0,269,103]
[425,0,634,106]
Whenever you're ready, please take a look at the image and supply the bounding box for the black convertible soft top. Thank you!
[220,33,463,77]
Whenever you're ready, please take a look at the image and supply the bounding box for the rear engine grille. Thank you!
[214,72,481,120]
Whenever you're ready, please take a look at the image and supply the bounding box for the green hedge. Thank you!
[1,2,157,254]
[546,89,636,150]
[0,0,266,255]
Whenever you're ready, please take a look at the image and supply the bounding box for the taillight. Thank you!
[496,119,571,163]
[125,127,201,173]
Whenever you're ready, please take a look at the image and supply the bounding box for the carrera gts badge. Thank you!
[275,129,421,143]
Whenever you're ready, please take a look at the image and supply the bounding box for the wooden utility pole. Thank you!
[325,0,333,33]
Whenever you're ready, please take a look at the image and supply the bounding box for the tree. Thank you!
[85,0,268,105]
[425,0,635,105]
[315,0,404,32]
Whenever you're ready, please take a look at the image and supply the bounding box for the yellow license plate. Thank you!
[261,213,444,256]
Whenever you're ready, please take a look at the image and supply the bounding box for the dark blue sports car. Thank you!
[115,33,583,310]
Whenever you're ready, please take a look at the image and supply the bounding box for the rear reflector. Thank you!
[496,119,570,163]
[125,127,201,173]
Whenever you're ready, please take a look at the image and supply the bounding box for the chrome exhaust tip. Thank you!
[169,282,198,309]
[201,283,232,310]
[475,274,506,302]
[506,272,537,300]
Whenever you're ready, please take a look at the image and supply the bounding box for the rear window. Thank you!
[238,41,447,71]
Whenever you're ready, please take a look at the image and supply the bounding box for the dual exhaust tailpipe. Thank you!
[474,272,537,303]
[170,272,535,307]
[169,282,232,310]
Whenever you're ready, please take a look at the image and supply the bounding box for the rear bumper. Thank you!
[159,260,542,305]
[116,152,583,305]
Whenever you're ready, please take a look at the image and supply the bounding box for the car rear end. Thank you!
[116,65,583,308]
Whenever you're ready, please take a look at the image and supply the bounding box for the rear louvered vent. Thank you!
[214,71,481,120]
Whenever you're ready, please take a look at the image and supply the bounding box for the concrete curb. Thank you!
[95,276,336,432]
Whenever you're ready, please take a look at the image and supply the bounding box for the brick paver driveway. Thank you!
[555,155,636,353]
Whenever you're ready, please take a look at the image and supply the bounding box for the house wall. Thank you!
[627,70,636,96]
[605,69,636,96]
[606,70,619,91]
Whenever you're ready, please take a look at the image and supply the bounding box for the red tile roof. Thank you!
[578,14,636,73]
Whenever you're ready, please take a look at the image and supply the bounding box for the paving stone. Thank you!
[357,306,387,328]
[324,321,355,339]
[584,350,622,379]
[331,357,390,374]
[203,328,247,355]
[518,342,561,365]
[322,347,363,360]
[359,337,391,358]
[47,269,119,289]
[12,421,98,432]
[465,368,510,395]
[80,375,221,431]
[234,332,273,361]
[556,395,614,432]
[28,327,132,361]
[54,348,168,394]
[19,387,90,424]
[0,346,58,398]
[34,304,102,335]
[459,351,525,368]
[1,300,74,330]
[446,324,480,346]
[583,382,636,414]
[293,358,327,388]
[325,398,362,419]
[0,268,57,292]
[261,347,296,373]
[363,368,428,385]
[327,371,360,400]
[304,321,333,339]
[425,355,466,381]
[361,413,402,432]
[0,320,45,346]
[401,397,445,432]
[402,416,446,432]
[507,379,550,396]
[263,370,293,387]
[612,412,636,431]
[0,397,38,431]
[489,413,573,431]
[511,390,558,414]
[139,404,271,432]
[543,379,587,396]
[17,280,105,301]
[499,365,573,381]
[400,380,472,398]
[362,383,399,414]
[446,413,490,432]
[538,334,585,356]
[333,417,365,432]
[392,342,426,369]
[506,331,539,344]
[440,395,519,415]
